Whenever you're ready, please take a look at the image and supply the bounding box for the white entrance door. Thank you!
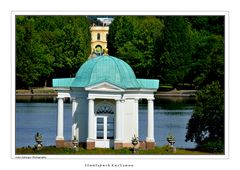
[95,115,114,148]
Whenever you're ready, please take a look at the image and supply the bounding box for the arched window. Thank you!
[96,104,114,114]
[97,33,100,40]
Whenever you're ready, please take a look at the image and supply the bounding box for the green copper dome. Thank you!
[71,56,140,88]
[52,55,159,89]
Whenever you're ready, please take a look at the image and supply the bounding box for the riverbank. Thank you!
[16,146,215,155]
[16,87,57,96]
[16,87,196,97]
[156,90,196,97]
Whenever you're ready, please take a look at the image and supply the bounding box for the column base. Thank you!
[86,141,95,149]
[114,142,123,149]
[56,140,65,148]
[146,141,155,150]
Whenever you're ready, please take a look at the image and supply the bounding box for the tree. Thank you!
[108,16,135,57]
[185,25,224,152]
[183,29,224,90]
[16,16,91,88]
[16,16,53,88]
[108,16,163,78]
[186,16,224,36]
[131,17,163,78]
[184,16,224,87]
[156,16,193,87]
[185,81,224,152]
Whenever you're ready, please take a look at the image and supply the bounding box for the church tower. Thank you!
[90,24,109,56]
[89,17,113,58]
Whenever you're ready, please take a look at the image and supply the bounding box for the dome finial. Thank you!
[103,48,109,56]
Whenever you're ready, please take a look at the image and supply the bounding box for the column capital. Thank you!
[115,99,121,103]
[134,98,139,102]
[147,98,154,102]
[120,99,125,103]
[87,97,95,100]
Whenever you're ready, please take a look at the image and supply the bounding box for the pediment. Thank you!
[85,82,125,92]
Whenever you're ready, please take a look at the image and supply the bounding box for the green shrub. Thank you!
[197,140,224,153]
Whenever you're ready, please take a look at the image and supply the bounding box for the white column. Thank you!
[72,97,78,140]
[56,97,64,140]
[87,98,95,140]
[146,99,155,142]
[134,98,139,137]
[115,99,122,141]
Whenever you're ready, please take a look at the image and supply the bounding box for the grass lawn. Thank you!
[16,146,222,155]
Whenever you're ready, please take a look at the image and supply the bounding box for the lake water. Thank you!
[15,96,196,148]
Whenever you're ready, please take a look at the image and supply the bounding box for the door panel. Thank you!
[107,116,114,139]
[96,117,104,139]
[95,115,114,148]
